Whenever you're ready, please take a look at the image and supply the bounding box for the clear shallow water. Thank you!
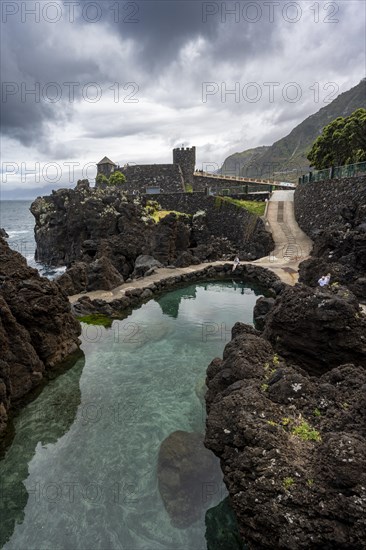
[0,282,261,549]
[0,200,65,278]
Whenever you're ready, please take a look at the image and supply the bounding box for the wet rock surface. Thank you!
[30,186,273,293]
[205,283,366,549]
[0,237,81,439]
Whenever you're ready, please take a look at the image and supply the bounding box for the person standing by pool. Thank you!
[232,255,240,272]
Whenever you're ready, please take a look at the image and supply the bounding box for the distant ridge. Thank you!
[221,79,366,182]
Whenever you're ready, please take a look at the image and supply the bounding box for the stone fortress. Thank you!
[97,146,196,194]
[96,146,293,195]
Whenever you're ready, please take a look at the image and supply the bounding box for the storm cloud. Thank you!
[1,0,365,196]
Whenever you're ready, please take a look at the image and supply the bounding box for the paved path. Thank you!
[263,190,313,262]
[69,191,313,304]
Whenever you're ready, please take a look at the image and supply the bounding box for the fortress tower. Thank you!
[173,146,196,185]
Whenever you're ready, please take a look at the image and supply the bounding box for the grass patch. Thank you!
[79,314,113,328]
[283,477,294,490]
[215,196,266,216]
[151,210,190,222]
[292,420,321,442]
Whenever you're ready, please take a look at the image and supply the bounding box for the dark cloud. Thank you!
[1,0,365,198]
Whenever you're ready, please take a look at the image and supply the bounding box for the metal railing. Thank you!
[299,161,366,184]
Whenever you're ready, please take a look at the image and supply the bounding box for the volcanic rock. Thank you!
[263,283,366,374]
[205,320,366,548]
[0,237,81,438]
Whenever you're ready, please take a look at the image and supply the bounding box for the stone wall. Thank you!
[294,176,366,235]
[120,164,185,194]
[193,174,273,193]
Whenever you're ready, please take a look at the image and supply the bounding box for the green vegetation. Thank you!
[219,80,366,182]
[78,314,113,328]
[151,210,189,222]
[307,108,366,169]
[185,183,193,193]
[261,383,269,392]
[283,477,294,490]
[109,171,126,185]
[142,199,189,223]
[95,173,109,186]
[307,479,314,487]
[215,196,266,216]
[313,408,321,417]
[291,420,321,442]
[96,171,126,186]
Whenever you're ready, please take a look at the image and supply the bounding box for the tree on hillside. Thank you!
[109,171,126,185]
[307,108,366,170]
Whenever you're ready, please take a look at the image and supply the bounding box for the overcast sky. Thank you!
[1,0,365,198]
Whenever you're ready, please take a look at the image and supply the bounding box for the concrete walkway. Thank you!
[69,191,313,304]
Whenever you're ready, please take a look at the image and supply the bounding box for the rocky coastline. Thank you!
[3,175,365,547]
[0,237,81,441]
[205,283,366,548]
[30,183,273,295]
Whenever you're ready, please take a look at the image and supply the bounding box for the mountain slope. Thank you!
[221,79,366,182]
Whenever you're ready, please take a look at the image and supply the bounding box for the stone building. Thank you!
[96,156,117,178]
[172,146,196,185]
[96,147,196,193]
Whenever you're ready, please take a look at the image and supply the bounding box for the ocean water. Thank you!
[0,281,261,550]
[0,200,65,278]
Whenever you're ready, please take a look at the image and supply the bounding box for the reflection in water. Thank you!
[0,354,85,547]
[0,282,261,550]
[157,286,197,318]
[205,497,246,550]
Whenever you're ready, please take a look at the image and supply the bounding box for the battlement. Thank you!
[172,146,196,184]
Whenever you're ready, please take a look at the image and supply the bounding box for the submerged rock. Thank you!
[157,430,222,528]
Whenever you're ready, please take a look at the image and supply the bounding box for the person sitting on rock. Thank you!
[318,273,331,287]
[232,256,240,272]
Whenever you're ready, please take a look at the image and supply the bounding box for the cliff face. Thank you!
[220,79,366,182]
[0,237,81,438]
[294,176,366,299]
[30,185,273,294]
[205,284,366,549]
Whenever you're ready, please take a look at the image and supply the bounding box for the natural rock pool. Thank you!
[1,281,261,550]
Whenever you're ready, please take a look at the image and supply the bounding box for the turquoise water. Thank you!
[0,282,261,550]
